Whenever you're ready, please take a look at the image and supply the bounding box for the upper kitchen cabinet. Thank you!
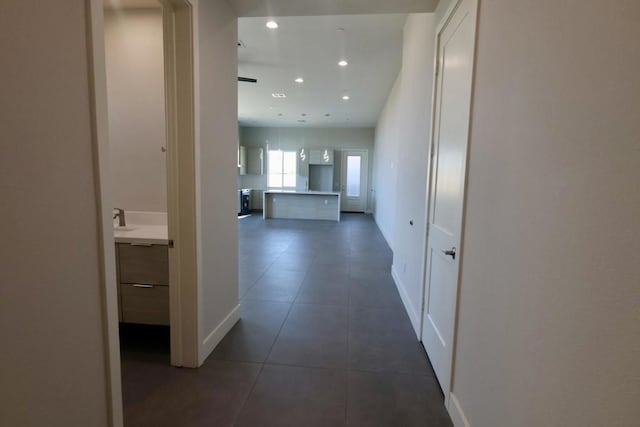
[309,149,334,165]
[246,147,264,175]
[238,145,247,175]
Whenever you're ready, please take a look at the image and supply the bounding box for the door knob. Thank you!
[441,247,456,260]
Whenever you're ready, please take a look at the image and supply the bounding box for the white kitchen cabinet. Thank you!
[309,149,334,165]
[251,189,264,210]
[238,145,247,175]
[247,147,263,175]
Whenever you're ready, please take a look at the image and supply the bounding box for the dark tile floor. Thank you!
[121,214,452,426]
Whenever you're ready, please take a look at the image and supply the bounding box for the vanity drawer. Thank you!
[117,243,169,286]
[120,283,169,326]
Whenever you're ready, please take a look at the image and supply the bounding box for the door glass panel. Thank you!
[346,155,361,197]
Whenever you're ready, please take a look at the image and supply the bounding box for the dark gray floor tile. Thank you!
[123,360,261,427]
[349,264,393,282]
[268,257,314,272]
[302,271,351,288]
[261,268,308,282]
[347,370,452,427]
[121,352,175,406]
[348,308,430,375]
[211,300,291,362]
[349,306,417,342]
[295,280,350,306]
[267,305,349,368]
[242,275,304,303]
[349,279,403,309]
[349,334,431,375]
[305,268,351,283]
[235,364,347,427]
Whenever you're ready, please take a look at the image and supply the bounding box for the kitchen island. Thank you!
[263,190,341,222]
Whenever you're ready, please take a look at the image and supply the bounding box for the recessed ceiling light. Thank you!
[272,93,286,98]
[295,77,304,83]
[342,95,350,101]
[338,60,348,67]
[266,21,279,29]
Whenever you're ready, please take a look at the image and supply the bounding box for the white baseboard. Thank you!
[448,392,470,427]
[391,265,421,338]
[199,304,240,365]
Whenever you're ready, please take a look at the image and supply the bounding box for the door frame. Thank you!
[160,0,200,369]
[418,0,479,412]
[87,0,199,424]
[340,149,369,212]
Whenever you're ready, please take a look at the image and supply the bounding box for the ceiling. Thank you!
[238,14,406,128]
[106,0,439,15]
[104,0,160,9]
[230,0,438,17]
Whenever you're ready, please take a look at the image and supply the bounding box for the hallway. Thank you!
[121,214,452,426]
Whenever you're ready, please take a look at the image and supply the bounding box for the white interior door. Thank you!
[421,0,477,403]
[340,150,368,212]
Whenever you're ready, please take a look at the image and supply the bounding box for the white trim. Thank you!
[199,304,241,364]
[161,0,200,368]
[86,1,123,425]
[448,393,471,427]
[391,265,421,338]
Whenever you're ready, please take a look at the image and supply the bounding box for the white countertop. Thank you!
[264,190,341,196]
[113,224,169,245]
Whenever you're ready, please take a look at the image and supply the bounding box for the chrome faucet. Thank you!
[113,208,126,227]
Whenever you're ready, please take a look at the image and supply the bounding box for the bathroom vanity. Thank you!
[114,224,169,326]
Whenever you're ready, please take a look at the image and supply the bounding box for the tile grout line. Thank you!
[235,215,431,425]
[261,239,317,365]
[238,251,282,299]
[231,360,266,426]
[233,224,300,425]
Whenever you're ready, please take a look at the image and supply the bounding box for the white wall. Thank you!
[372,14,436,333]
[0,1,110,425]
[239,127,375,209]
[372,79,400,246]
[105,8,167,212]
[196,0,241,363]
[450,1,640,425]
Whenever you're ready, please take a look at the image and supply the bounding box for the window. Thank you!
[268,150,297,188]
[346,155,362,197]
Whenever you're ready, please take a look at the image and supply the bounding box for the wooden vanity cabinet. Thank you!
[116,243,169,326]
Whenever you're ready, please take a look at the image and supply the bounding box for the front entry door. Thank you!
[340,150,368,212]
[421,0,477,403]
